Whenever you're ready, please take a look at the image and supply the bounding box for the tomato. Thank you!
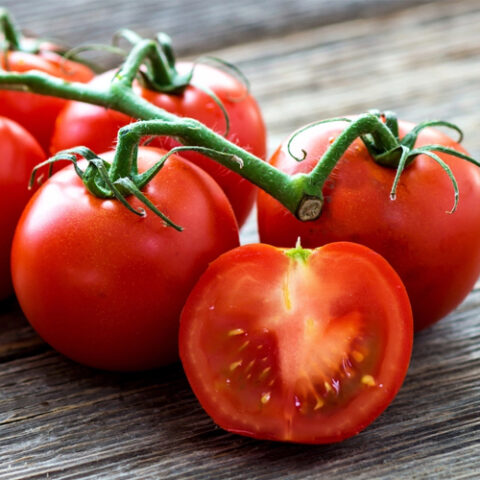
[0,117,45,300]
[180,242,413,444]
[50,63,267,226]
[11,147,239,371]
[257,120,480,331]
[0,47,93,152]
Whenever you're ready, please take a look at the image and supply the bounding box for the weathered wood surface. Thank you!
[1,0,480,478]
[0,0,454,56]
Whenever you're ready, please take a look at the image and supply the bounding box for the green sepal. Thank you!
[285,238,312,263]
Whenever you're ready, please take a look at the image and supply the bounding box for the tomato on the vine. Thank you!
[50,63,267,226]
[180,242,413,444]
[11,147,239,371]
[257,120,480,331]
[0,46,93,152]
[0,116,45,300]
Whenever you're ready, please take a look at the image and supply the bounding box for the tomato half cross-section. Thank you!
[179,242,413,444]
[11,147,239,371]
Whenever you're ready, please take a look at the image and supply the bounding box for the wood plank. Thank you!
[0,0,451,57]
[214,0,480,153]
[0,288,479,479]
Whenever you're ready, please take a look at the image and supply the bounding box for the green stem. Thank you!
[110,118,309,215]
[309,113,399,186]
[113,39,172,88]
[156,33,176,70]
[0,8,21,50]
[0,70,112,103]
[0,68,313,217]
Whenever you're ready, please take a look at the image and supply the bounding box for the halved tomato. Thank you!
[179,242,413,444]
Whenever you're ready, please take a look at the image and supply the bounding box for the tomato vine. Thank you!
[0,8,477,226]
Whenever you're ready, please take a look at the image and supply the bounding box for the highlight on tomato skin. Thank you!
[179,242,413,444]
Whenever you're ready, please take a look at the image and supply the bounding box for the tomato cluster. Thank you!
[1,17,478,445]
[50,64,266,227]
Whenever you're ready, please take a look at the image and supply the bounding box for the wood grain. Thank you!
[223,0,480,151]
[0,0,452,56]
[0,299,46,363]
[1,290,479,479]
[1,0,480,478]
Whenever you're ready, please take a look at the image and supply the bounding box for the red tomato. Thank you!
[50,63,267,226]
[180,242,413,444]
[257,120,480,331]
[0,47,93,152]
[0,117,45,300]
[11,147,239,371]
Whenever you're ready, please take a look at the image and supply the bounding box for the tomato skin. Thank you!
[0,117,45,300]
[51,63,267,226]
[257,121,480,331]
[180,242,412,444]
[11,147,239,371]
[0,49,93,152]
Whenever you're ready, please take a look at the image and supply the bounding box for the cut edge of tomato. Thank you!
[180,242,413,444]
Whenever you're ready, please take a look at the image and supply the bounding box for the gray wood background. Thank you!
[1,0,480,478]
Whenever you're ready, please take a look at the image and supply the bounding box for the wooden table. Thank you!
[1,0,480,478]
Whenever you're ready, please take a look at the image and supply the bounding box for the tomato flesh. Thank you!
[180,242,413,443]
